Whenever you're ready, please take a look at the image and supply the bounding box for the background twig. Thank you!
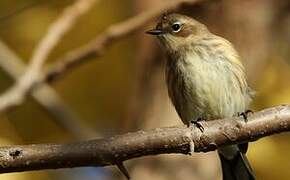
[0,0,99,112]
[0,40,96,139]
[42,0,198,83]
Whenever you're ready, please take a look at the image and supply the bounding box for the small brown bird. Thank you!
[147,13,255,180]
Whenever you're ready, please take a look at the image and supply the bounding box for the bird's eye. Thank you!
[171,23,181,32]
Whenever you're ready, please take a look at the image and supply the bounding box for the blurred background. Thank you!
[0,0,289,179]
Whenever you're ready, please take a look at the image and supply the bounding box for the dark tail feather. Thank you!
[219,151,255,180]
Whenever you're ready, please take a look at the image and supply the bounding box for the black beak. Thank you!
[146,29,164,35]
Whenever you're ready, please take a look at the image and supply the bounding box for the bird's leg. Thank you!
[189,118,204,132]
[238,110,253,122]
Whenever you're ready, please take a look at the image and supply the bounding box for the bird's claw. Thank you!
[189,118,204,132]
[238,110,253,122]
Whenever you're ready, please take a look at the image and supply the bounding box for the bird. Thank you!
[146,13,255,180]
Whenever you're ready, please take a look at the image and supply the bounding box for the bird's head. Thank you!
[146,13,210,52]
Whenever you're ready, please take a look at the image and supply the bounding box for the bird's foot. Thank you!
[189,118,204,132]
[238,110,253,122]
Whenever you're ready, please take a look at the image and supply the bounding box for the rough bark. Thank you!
[0,105,288,174]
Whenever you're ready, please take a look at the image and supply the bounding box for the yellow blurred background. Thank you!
[0,0,289,180]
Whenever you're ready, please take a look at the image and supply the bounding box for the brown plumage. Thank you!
[147,13,255,180]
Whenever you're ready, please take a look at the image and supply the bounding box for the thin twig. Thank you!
[0,40,97,139]
[42,0,198,83]
[0,105,289,174]
[0,0,99,112]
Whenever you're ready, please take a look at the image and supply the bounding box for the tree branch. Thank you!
[42,0,199,83]
[0,0,99,112]
[0,105,289,174]
[0,0,199,113]
[0,40,97,139]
